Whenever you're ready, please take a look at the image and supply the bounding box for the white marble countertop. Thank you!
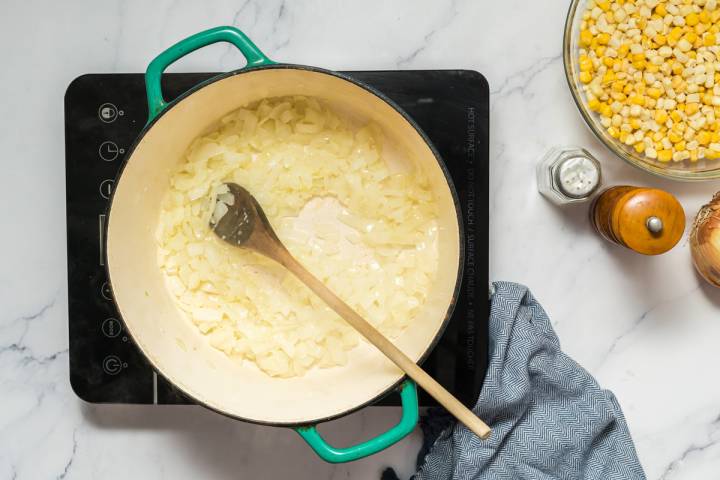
[2,0,720,478]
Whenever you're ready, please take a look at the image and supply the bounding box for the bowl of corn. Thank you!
[564,0,720,180]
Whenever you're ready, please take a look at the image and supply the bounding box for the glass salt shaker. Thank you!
[537,146,602,205]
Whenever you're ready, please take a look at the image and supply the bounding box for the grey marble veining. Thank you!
[1,0,719,478]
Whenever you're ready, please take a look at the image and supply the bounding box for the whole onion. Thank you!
[690,192,720,288]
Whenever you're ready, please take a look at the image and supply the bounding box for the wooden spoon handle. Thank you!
[276,249,492,440]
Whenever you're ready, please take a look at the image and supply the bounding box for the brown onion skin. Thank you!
[690,192,720,288]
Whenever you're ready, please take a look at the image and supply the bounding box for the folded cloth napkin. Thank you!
[383,282,646,480]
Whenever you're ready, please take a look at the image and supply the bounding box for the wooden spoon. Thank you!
[210,182,491,439]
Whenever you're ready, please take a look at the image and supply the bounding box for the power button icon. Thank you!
[102,355,126,375]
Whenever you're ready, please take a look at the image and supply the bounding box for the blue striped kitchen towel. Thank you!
[385,281,646,480]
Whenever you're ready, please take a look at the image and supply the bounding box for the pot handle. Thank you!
[294,379,419,463]
[145,26,274,121]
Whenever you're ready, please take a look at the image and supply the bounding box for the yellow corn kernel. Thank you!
[670,27,684,40]
[712,10,720,23]
[654,34,667,46]
[646,64,660,73]
[608,126,620,138]
[634,142,646,153]
[603,56,615,67]
[635,82,646,95]
[597,33,610,45]
[691,149,699,162]
[696,23,708,35]
[684,32,698,44]
[619,131,629,143]
[618,43,630,57]
[658,149,673,162]
[669,130,683,143]
[686,13,700,26]
[689,51,697,59]
[676,140,686,151]
[588,98,601,111]
[698,130,712,145]
[630,118,642,129]
[600,104,613,118]
[700,10,711,24]
[647,87,662,99]
[712,25,720,34]
[595,45,606,56]
[630,95,645,106]
[705,33,717,46]
[712,131,720,142]
[671,111,682,123]
[704,93,714,105]
[580,30,593,47]
[655,110,669,124]
[655,4,667,16]
[597,0,610,11]
[632,59,646,70]
[579,71,592,84]
[580,57,594,72]
[686,103,700,115]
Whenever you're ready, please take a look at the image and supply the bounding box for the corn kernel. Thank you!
[580,30,593,47]
[686,103,700,115]
[656,110,669,123]
[597,0,610,11]
[580,58,594,72]
[705,33,716,46]
[634,142,646,153]
[658,149,673,161]
[698,131,712,145]
[588,98,601,111]
[597,33,610,45]
[700,11,711,24]
[647,87,662,99]
[580,71,592,84]
[669,130,684,143]
[656,4,667,16]
[686,13,700,26]
[608,126,620,138]
[676,140,686,151]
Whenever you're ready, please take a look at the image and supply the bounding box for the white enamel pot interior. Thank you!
[107,64,463,426]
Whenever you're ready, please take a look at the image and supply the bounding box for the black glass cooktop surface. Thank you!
[65,70,489,407]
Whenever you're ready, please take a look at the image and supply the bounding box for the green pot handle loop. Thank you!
[145,26,274,121]
[295,380,419,463]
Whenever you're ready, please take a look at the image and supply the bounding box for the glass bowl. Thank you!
[563,0,720,181]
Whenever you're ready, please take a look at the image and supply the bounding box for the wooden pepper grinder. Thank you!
[590,186,686,255]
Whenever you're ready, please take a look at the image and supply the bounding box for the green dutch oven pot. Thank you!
[106,26,463,463]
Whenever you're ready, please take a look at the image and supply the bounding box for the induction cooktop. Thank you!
[64,70,489,407]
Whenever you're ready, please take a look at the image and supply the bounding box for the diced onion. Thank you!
[157,96,439,378]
